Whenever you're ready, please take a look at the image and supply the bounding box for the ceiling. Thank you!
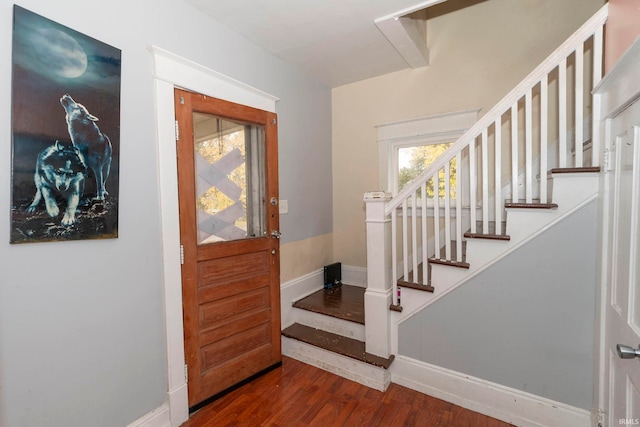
[185,0,447,88]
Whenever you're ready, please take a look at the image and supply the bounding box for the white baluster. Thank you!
[540,76,548,203]
[482,128,489,231]
[421,183,428,283]
[592,26,604,167]
[575,45,584,167]
[469,138,477,233]
[444,165,451,260]
[456,151,463,262]
[525,89,533,203]
[494,119,502,234]
[402,199,408,282]
[433,173,440,260]
[511,103,519,203]
[391,211,397,303]
[411,192,418,282]
[559,57,567,168]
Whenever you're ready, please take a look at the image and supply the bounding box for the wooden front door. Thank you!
[174,89,281,408]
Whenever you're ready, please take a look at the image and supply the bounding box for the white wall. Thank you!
[0,1,332,425]
[399,201,598,410]
[332,0,605,268]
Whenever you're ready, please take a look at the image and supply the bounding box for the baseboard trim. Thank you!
[281,269,324,328]
[126,403,170,427]
[168,383,189,426]
[392,355,591,427]
[342,265,367,287]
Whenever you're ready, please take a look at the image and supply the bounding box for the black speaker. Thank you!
[323,262,342,289]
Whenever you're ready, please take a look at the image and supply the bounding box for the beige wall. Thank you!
[280,233,334,283]
[606,0,640,71]
[332,0,605,268]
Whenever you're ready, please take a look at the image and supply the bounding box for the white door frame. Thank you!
[150,46,279,426]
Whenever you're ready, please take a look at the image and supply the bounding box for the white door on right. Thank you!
[603,97,640,426]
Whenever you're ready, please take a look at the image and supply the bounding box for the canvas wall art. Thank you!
[10,5,121,243]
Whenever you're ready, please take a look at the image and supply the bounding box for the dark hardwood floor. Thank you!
[182,357,514,427]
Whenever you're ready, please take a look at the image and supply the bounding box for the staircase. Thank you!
[282,3,608,400]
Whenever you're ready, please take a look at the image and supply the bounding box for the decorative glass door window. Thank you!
[193,112,266,244]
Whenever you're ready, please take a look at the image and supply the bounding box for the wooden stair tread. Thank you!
[550,166,601,174]
[282,323,394,369]
[504,202,558,209]
[429,258,470,269]
[464,221,510,240]
[292,284,365,325]
[397,281,434,293]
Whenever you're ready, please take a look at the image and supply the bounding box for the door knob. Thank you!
[617,344,640,359]
[271,230,281,239]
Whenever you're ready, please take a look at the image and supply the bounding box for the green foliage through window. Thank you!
[398,143,456,198]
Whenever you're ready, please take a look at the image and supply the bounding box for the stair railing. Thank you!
[363,4,608,357]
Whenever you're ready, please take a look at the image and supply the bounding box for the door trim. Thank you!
[150,45,279,426]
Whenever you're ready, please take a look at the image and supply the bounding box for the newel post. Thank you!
[363,191,393,358]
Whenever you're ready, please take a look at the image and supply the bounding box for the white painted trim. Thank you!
[150,46,279,113]
[392,355,591,427]
[342,265,367,287]
[150,46,279,426]
[126,403,170,427]
[280,268,324,328]
[376,109,480,141]
[375,0,447,22]
[375,15,429,68]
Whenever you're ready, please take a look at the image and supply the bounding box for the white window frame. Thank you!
[376,109,480,196]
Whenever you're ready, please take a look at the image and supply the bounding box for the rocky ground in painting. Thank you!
[11,195,118,244]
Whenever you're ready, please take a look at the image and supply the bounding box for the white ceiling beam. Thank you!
[375,0,447,69]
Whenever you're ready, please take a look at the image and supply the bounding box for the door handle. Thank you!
[271,230,282,239]
[617,344,640,359]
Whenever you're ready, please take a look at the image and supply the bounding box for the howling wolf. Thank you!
[60,94,112,200]
[26,141,87,226]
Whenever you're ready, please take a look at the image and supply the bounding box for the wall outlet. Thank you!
[279,200,288,214]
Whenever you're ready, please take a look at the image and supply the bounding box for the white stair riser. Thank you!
[548,173,599,205]
[291,306,365,341]
[282,336,391,391]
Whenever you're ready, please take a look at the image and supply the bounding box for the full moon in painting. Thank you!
[33,28,87,78]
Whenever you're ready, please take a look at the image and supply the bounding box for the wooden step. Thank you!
[429,258,470,269]
[292,284,365,325]
[397,281,434,293]
[504,202,558,209]
[282,323,394,369]
[464,221,510,241]
[549,166,601,174]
